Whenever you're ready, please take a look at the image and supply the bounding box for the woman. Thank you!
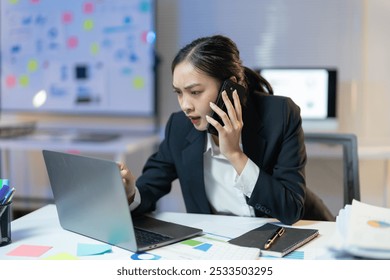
[119,35,334,225]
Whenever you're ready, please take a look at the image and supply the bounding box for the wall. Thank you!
[156,0,390,211]
[1,0,369,136]
[361,0,390,145]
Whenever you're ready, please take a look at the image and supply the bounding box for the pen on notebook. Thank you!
[264,226,285,250]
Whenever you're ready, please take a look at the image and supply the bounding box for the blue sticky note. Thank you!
[194,243,213,252]
[76,243,112,256]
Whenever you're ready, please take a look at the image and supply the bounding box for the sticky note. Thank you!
[76,243,112,256]
[181,239,203,247]
[43,252,79,260]
[5,75,16,88]
[62,12,73,24]
[83,19,94,31]
[67,36,78,49]
[83,2,94,14]
[27,59,38,72]
[194,243,212,252]
[19,75,29,87]
[7,245,53,257]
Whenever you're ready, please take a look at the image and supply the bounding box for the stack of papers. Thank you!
[331,199,390,259]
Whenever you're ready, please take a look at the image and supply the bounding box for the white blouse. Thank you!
[203,133,259,216]
[130,133,260,216]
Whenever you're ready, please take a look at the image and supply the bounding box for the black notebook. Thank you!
[228,223,319,257]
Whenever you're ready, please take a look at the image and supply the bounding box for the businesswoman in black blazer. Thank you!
[119,35,334,225]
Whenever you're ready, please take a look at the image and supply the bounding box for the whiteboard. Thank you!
[0,0,156,116]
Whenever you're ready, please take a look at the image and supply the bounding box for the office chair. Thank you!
[304,133,361,215]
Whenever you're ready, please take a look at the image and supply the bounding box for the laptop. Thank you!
[42,149,203,252]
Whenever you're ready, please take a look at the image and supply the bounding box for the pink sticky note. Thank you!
[5,75,16,88]
[83,2,94,14]
[7,245,53,257]
[62,12,73,24]
[67,36,78,49]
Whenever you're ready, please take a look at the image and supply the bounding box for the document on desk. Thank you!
[334,199,390,259]
[131,234,260,260]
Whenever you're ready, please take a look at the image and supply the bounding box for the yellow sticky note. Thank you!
[43,252,79,260]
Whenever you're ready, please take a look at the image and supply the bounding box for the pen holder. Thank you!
[0,201,12,247]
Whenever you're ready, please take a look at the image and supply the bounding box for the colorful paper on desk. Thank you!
[76,243,112,256]
[6,244,53,257]
[181,239,203,247]
[43,252,79,260]
[139,234,260,260]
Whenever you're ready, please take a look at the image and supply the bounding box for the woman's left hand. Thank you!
[117,162,137,203]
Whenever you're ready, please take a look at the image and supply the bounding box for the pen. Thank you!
[0,185,10,202]
[264,226,285,250]
[1,187,15,205]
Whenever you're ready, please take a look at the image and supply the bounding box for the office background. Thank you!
[1,0,390,215]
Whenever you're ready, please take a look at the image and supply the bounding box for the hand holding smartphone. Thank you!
[207,79,246,135]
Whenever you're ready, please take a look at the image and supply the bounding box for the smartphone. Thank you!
[207,79,246,135]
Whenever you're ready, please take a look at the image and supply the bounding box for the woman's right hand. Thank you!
[206,90,248,175]
[117,162,136,204]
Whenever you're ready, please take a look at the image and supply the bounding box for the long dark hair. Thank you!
[171,35,273,104]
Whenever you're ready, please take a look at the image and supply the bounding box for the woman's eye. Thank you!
[173,89,182,95]
[191,91,201,95]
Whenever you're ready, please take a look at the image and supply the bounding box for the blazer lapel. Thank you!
[242,101,266,166]
[182,128,204,167]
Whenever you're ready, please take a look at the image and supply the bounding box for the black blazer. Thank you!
[135,91,334,225]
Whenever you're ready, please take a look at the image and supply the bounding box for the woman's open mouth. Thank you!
[188,116,201,125]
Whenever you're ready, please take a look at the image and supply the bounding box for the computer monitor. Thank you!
[258,68,337,121]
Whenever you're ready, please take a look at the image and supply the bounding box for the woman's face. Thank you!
[173,61,220,131]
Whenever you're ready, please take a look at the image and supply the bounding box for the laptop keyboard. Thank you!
[135,228,172,246]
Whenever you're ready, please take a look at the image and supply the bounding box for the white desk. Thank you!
[0,130,159,169]
[0,204,338,260]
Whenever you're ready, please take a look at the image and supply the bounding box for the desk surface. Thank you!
[0,204,337,260]
[0,131,159,155]
[0,132,160,211]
